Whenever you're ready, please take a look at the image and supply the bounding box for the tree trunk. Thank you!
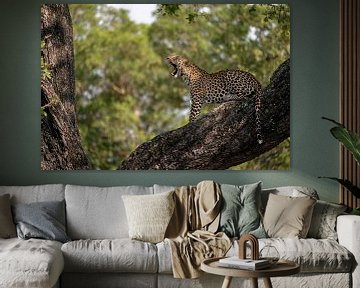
[119,59,290,170]
[41,4,90,170]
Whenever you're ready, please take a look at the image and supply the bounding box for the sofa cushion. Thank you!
[307,200,347,240]
[263,194,316,238]
[65,185,153,239]
[156,240,173,274]
[234,238,353,273]
[122,191,175,243]
[0,194,16,238]
[260,238,353,273]
[158,237,353,274]
[261,186,319,213]
[12,200,70,243]
[0,184,65,204]
[218,182,266,238]
[61,239,158,273]
[0,238,64,288]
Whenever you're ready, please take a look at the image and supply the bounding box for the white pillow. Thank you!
[122,191,175,243]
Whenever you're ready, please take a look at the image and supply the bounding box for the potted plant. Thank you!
[320,117,360,215]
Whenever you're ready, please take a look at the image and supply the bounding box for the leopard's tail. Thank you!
[255,91,263,144]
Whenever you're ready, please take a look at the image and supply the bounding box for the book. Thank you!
[218,257,271,270]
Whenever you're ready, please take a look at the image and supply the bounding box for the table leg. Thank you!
[251,278,258,288]
[263,277,273,288]
[222,276,233,288]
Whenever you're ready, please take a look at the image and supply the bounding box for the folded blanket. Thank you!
[167,230,231,278]
[165,180,231,278]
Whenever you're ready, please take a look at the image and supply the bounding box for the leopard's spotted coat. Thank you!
[167,55,263,144]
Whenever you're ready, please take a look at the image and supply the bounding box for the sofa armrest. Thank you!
[337,215,360,288]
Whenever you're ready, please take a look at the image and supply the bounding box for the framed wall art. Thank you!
[41,4,290,170]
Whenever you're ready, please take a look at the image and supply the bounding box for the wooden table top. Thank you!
[201,257,300,278]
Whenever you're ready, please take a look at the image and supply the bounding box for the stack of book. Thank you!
[218,257,271,270]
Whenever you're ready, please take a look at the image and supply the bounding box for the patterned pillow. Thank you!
[307,200,347,240]
[218,182,266,238]
[122,191,175,243]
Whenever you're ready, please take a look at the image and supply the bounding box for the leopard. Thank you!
[166,55,263,144]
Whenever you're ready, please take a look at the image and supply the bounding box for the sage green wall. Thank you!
[0,0,340,202]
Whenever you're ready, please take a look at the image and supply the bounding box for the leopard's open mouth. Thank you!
[170,64,178,77]
[166,58,179,78]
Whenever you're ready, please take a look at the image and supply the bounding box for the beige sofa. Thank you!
[0,184,359,288]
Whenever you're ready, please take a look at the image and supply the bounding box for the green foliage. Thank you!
[231,138,290,170]
[156,4,181,17]
[157,4,210,23]
[351,208,360,215]
[262,4,290,39]
[319,177,360,199]
[322,117,360,165]
[69,4,290,170]
[151,4,289,85]
[320,117,360,200]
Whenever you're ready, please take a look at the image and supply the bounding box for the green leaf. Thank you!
[351,208,360,215]
[322,117,360,165]
[330,127,360,165]
[319,177,360,198]
[322,116,344,127]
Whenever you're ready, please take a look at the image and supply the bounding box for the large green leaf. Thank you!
[319,177,360,199]
[323,117,360,165]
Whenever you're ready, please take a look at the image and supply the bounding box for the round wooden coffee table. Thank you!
[201,257,300,288]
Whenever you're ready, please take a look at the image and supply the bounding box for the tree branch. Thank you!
[119,59,290,170]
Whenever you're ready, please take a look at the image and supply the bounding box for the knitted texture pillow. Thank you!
[122,191,175,243]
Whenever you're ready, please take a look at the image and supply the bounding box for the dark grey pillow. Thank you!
[12,200,70,243]
[218,182,266,238]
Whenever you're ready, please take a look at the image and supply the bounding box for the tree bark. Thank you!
[119,59,290,170]
[41,4,90,170]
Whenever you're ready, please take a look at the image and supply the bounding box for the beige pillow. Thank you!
[263,193,316,238]
[122,191,175,243]
[0,194,17,238]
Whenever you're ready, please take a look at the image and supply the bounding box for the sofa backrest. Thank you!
[0,184,65,204]
[261,186,319,212]
[0,184,321,241]
[153,184,176,194]
[65,184,154,240]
